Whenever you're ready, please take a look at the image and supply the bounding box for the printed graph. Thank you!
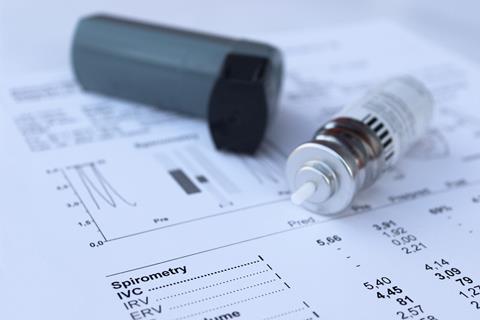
[47,159,138,242]
[155,142,289,209]
[47,141,291,243]
[67,160,137,210]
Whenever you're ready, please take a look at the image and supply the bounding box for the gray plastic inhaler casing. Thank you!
[71,15,283,154]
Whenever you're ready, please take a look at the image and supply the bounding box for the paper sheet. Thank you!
[1,21,480,319]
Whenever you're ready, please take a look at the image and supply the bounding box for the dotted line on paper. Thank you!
[172,289,285,320]
[170,279,278,310]
[148,259,260,291]
[262,307,306,320]
[157,269,270,300]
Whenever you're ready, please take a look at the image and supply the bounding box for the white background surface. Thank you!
[1,0,480,77]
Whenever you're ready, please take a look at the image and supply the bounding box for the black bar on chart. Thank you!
[169,169,201,194]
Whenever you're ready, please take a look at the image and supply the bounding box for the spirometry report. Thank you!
[1,21,480,319]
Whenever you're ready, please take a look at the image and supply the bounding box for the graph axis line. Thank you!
[105,178,480,277]
[60,169,108,241]
[106,197,289,242]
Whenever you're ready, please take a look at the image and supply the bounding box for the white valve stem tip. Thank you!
[291,181,317,206]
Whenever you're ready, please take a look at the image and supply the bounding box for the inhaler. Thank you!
[286,76,434,215]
